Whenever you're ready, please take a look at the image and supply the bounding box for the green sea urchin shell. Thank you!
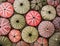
[0,36,12,46]
[49,32,60,46]
[22,26,38,43]
[10,14,25,29]
[31,0,47,10]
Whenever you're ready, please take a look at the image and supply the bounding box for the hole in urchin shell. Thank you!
[0,26,1,28]
[28,0,32,1]
[33,17,35,18]
[48,11,51,14]
[4,9,6,10]
[36,3,38,5]
[20,3,23,6]
[0,44,2,46]
[16,20,19,23]
[54,0,56,1]
[29,33,32,37]
[13,35,15,37]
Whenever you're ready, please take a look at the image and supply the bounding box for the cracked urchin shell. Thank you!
[10,14,25,29]
[34,37,48,46]
[26,10,41,26]
[16,41,30,46]
[22,26,38,43]
[41,5,56,20]
[31,0,47,10]
[49,32,60,46]
[9,29,21,43]
[52,17,60,31]
[0,2,14,18]
[38,21,55,38]
[7,0,15,3]
[0,18,11,35]
[0,36,12,46]
[56,5,60,16]
[47,0,59,7]
[13,0,30,14]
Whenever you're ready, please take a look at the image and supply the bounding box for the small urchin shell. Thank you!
[53,17,60,31]
[10,14,25,29]
[47,0,59,7]
[56,5,60,16]
[0,2,14,18]
[26,10,41,26]
[34,37,48,46]
[38,21,55,38]
[31,0,47,10]
[49,32,60,46]
[13,0,30,14]
[41,5,56,20]
[0,36,12,46]
[9,29,21,43]
[22,26,38,43]
[0,18,11,35]
[16,41,30,46]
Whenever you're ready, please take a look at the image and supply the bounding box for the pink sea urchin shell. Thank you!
[9,29,21,43]
[0,2,14,18]
[34,37,48,46]
[0,18,11,35]
[47,0,59,7]
[38,21,55,38]
[26,10,41,26]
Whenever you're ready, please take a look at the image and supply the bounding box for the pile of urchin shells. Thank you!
[0,0,60,46]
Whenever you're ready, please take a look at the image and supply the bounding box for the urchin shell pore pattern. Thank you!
[26,10,41,26]
[38,21,55,38]
[10,14,25,29]
[41,5,56,20]
[47,0,59,7]
[16,41,30,46]
[0,18,11,35]
[49,32,60,46]
[53,17,60,31]
[22,26,38,43]
[0,2,14,18]
[0,36,12,46]
[34,37,48,46]
[13,0,30,14]
[31,0,47,10]
[9,29,21,43]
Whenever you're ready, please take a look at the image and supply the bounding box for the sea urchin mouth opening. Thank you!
[13,35,15,37]
[54,0,56,1]
[4,9,6,10]
[36,3,38,5]
[48,11,51,14]
[28,0,32,1]
[33,17,35,18]
[20,3,23,6]
[29,33,32,37]
[0,26,1,28]
[16,20,19,23]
